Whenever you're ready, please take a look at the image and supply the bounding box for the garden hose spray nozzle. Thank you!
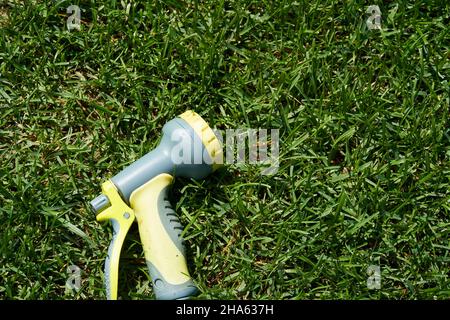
[90,111,222,300]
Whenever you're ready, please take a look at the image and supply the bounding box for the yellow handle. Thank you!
[96,180,135,300]
[130,173,197,299]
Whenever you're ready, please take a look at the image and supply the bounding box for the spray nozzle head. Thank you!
[178,110,223,171]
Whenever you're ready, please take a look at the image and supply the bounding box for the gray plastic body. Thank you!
[91,117,213,213]
[147,260,198,300]
[112,117,212,203]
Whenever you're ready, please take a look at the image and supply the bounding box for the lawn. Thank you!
[0,0,449,299]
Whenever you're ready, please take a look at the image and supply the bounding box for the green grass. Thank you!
[1,0,449,299]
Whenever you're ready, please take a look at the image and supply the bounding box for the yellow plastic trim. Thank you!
[179,110,223,171]
[130,173,191,285]
[96,180,135,300]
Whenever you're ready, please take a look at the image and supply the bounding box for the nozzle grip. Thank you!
[130,173,198,300]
